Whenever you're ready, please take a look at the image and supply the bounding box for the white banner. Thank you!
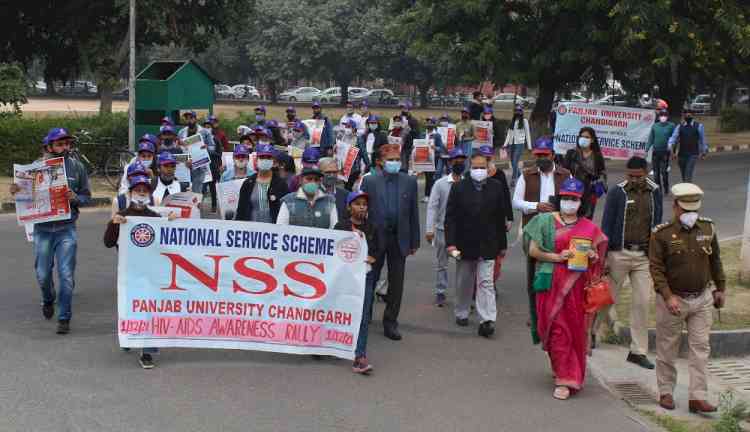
[552,103,655,160]
[117,217,367,359]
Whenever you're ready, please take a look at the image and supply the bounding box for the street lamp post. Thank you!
[128,0,136,151]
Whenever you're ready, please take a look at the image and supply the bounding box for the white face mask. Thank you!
[131,194,150,207]
[139,159,153,168]
[257,158,274,172]
[578,137,591,149]
[344,128,354,136]
[234,159,248,169]
[470,168,488,182]
[679,211,699,228]
[439,121,449,127]
[368,124,378,131]
[659,116,668,123]
[392,122,402,129]
[560,200,581,215]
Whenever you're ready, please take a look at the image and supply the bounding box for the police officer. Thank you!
[649,183,726,413]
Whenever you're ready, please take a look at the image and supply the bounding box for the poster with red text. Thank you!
[437,125,457,152]
[340,146,360,181]
[472,120,493,147]
[13,157,71,225]
[117,217,367,360]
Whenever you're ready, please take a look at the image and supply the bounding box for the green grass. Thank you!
[636,408,713,432]
[614,240,750,331]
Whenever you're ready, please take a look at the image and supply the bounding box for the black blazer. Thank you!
[445,177,509,260]
[234,174,290,223]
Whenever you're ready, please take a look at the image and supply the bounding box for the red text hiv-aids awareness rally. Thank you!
[118,217,367,359]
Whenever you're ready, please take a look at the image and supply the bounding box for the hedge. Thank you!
[720,107,750,133]
[0,113,510,176]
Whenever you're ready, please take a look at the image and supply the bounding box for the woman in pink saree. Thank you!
[523,178,608,400]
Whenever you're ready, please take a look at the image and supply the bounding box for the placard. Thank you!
[411,139,435,172]
[216,179,245,220]
[13,157,71,225]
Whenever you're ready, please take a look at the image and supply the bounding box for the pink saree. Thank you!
[535,216,608,391]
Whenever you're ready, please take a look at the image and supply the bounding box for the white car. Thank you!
[214,84,235,99]
[278,87,322,102]
[493,93,529,108]
[348,87,369,101]
[690,94,714,114]
[231,84,261,99]
[319,87,342,103]
[594,94,628,106]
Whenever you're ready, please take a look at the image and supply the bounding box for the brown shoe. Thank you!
[689,400,717,413]
[659,394,675,410]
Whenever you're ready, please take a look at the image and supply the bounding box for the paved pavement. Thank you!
[0,153,747,432]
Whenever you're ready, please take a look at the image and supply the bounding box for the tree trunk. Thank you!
[99,81,113,114]
[268,80,278,103]
[418,82,430,108]
[531,81,556,138]
[340,81,349,106]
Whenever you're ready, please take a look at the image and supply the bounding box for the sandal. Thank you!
[553,386,570,400]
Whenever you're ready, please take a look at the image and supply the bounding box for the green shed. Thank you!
[134,60,215,142]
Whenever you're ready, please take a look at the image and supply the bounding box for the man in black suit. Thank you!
[360,143,420,341]
[445,151,511,338]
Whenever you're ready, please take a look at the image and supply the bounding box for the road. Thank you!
[0,152,747,432]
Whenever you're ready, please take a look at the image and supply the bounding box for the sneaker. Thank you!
[42,303,54,320]
[478,321,495,338]
[421,197,429,203]
[139,353,155,369]
[435,293,446,307]
[56,320,70,335]
[626,352,655,370]
[352,357,373,374]
[455,317,469,327]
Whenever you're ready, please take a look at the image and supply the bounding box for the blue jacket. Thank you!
[318,116,335,153]
[360,171,420,256]
[600,179,663,251]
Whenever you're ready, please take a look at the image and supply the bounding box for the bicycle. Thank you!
[68,129,135,190]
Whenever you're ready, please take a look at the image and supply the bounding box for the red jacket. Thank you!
[214,128,231,152]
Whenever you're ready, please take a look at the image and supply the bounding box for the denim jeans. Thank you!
[509,144,525,182]
[436,157,448,179]
[356,270,376,358]
[33,224,77,321]
[678,154,698,183]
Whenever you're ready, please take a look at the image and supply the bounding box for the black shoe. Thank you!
[384,326,402,341]
[56,320,70,335]
[139,353,155,369]
[42,303,54,320]
[478,321,495,338]
[456,317,469,327]
[626,352,655,370]
[591,334,597,350]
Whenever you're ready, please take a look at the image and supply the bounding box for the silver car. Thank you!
[690,94,714,114]
[278,87,322,102]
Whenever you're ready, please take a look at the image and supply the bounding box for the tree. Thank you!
[0,63,29,117]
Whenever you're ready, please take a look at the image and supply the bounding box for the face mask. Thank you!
[255,115,265,122]
[323,174,337,189]
[536,158,553,172]
[578,137,591,149]
[483,115,492,121]
[131,194,150,207]
[560,200,581,215]
[140,159,153,168]
[470,168,488,182]
[384,160,401,174]
[368,124,378,131]
[659,116,668,123]
[347,109,354,115]
[685,115,693,123]
[392,123,402,129]
[451,162,465,175]
[257,159,273,171]
[344,128,354,136]
[258,140,271,146]
[235,159,248,169]
[679,211,699,228]
[439,121,449,127]
[302,182,319,196]
[162,139,175,148]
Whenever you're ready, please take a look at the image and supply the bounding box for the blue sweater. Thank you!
[600,179,663,251]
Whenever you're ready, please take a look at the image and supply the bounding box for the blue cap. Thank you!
[254,105,267,113]
[266,119,279,128]
[158,152,177,165]
[426,117,437,126]
[461,105,470,113]
[182,110,197,118]
[127,160,149,177]
[344,119,357,129]
[44,128,71,144]
[160,116,174,125]
[560,178,584,197]
[233,144,250,156]
[346,190,369,206]
[137,141,156,154]
[286,106,296,113]
[312,101,321,108]
[292,120,306,131]
[252,126,270,137]
[532,136,554,154]
[302,147,321,163]
[128,175,152,190]
[477,145,494,157]
[159,125,176,136]
[255,143,275,157]
[483,106,493,114]
[449,148,467,159]
[207,115,218,123]
[139,133,158,145]
[366,115,379,123]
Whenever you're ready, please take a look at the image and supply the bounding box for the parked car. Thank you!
[214,84,235,99]
[689,94,714,113]
[348,87,369,102]
[493,93,530,109]
[594,94,628,106]
[29,80,47,95]
[278,87,322,102]
[319,87,342,103]
[231,84,261,99]
[57,80,98,95]
[363,89,398,105]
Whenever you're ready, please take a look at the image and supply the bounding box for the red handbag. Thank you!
[584,276,614,314]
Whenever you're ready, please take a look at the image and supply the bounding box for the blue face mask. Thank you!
[384,160,401,174]
[255,114,265,122]
[302,182,320,196]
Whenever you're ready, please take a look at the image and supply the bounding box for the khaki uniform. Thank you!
[649,217,726,400]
